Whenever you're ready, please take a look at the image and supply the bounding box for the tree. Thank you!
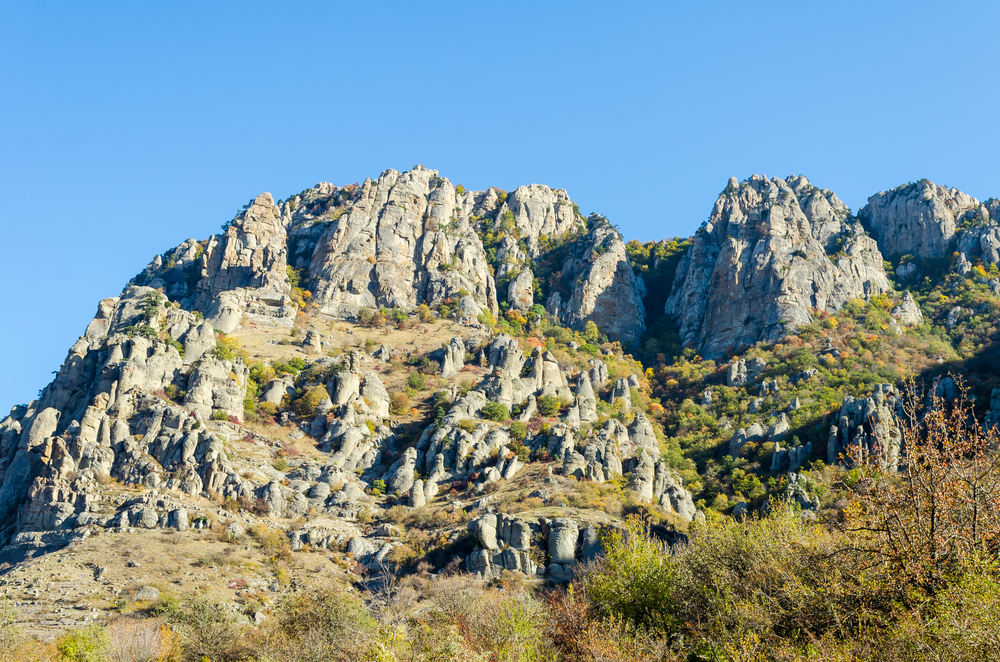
[841,378,1000,598]
[537,395,561,417]
[480,402,510,422]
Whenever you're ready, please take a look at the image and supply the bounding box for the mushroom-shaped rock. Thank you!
[608,378,632,411]
[408,479,426,508]
[388,447,418,496]
[575,372,598,422]
[470,513,499,550]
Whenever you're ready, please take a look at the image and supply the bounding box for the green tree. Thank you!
[480,402,511,422]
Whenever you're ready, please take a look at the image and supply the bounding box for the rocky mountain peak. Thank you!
[859,180,980,259]
[666,174,890,358]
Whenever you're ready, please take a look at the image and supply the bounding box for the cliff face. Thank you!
[304,167,500,323]
[859,181,1000,284]
[553,222,646,347]
[666,175,890,358]
[859,180,979,260]
[134,165,642,345]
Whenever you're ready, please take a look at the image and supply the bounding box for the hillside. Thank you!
[3,167,1000,660]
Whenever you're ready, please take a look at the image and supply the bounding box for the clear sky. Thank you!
[1,1,999,408]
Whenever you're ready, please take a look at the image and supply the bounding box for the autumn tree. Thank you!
[841,377,1000,598]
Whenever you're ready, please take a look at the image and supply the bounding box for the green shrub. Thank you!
[407,372,427,390]
[371,479,386,496]
[509,421,527,441]
[581,516,676,631]
[258,585,378,659]
[210,333,243,362]
[291,385,328,417]
[165,336,185,356]
[175,595,247,662]
[165,384,184,402]
[56,625,110,662]
[537,395,561,416]
[480,402,510,422]
[212,410,229,421]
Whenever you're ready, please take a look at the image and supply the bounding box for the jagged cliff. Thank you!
[4,166,1000,598]
[665,175,891,358]
[134,165,645,345]
[0,165,660,571]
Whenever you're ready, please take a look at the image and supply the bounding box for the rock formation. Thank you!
[666,175,891,358]
[859,180,979,260]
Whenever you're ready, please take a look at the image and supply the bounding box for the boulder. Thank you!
[546,518,579,565]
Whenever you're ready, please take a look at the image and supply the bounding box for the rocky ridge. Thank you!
[5,167,1000,627]
[0,166,678,587]
[135,165,646,346]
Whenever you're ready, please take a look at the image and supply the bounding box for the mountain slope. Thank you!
[5,168,1000,645]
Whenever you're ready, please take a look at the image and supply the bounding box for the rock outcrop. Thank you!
[134,166,647,344]
[859,180,979,260]
[548,222,647,346]
[666,175,891,358]
[828,384,902,470]
[307,167,500,320]
[441,336,465,379]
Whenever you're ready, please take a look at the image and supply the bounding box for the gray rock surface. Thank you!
[860,180,979,259]
[667,175,890,359]
[828,384,901,469]
[441,336,465,379]
[194,193,295,331]
[891,291,923,327]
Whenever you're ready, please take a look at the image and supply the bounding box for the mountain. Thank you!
[134,165,646,346]
[665,174,890,358]
[3,167,1000,653]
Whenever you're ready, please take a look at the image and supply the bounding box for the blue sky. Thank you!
[1,1,999,408]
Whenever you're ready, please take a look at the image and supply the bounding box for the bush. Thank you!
[56,625,110,661]
[480,402,510,422]
[406,372,427,390]
[509,421,527,441]
[291,385,328,417]
[416,303,434,323]
[210,333,243,362]
[581,516,676,631]
[389,392,410,416]
[175,596,247,662]
[462,587,553,661]
[254,585,378,660]
[537,394,561,416]
[211,410,229,421]
[371,479,386,496]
